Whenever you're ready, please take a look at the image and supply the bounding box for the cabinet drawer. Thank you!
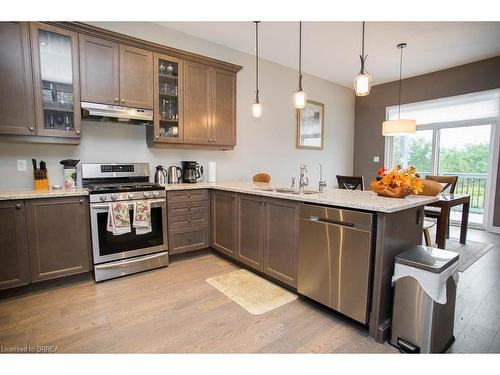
[169,227,208,255]
[168,212,209,230]
[168,200,209,216]
[167,189,209,204]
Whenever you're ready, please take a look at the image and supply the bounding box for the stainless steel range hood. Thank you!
[81,102,153,125]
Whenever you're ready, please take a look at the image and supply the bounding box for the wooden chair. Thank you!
[336,175,364,191]
[424,175,458,239]
[253,173,271,183]
[420,179,445,246]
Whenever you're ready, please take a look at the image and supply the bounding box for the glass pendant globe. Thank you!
[354,72,373,96]
[293,89,307,108]
[252,102,262,118]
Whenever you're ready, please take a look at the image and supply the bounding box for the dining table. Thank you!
[427,193,471,249]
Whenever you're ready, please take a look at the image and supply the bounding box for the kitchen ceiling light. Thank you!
[354,21,373,96]
[293,21,307,109]
[382,43,416,136]
[252,21,262,119]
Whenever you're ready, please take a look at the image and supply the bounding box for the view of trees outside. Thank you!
[392,125,491,215]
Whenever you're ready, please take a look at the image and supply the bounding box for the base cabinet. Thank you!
[0,201,30,290]
[263,198,300,287]
[211,190,237,257]
[212,192,299,288]
[26,197,91,282]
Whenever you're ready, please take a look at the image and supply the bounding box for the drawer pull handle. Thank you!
[187,218,192,223]
[187,236,192,242]
[187,206,191,211]
[79,199,84,204]
[187,193,191,198]
[15,203,21,209]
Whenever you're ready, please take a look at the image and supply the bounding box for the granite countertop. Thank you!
[162,182,438,213]
[0,188,89,201]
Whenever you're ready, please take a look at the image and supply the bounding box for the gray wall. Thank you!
[353,56,500,227]
[0,22,354,190]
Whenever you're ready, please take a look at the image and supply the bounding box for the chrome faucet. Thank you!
[318,163,327,192]
[299,164,309,190]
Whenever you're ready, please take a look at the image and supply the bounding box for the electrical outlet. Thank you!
[373,156,380,163]
[17,160,27,171]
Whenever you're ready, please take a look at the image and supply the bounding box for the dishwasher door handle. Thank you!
[307,217,355,228]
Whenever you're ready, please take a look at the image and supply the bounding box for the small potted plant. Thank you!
[370,165,423,198]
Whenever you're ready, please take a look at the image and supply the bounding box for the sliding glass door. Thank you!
[388,121,494,227]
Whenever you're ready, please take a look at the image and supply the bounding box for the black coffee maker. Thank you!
[181,161,203,183]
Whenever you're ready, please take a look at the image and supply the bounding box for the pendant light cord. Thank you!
[359,21,366,73]
[398,45,404,120]
[298,21,303,90]
[254,21,260,102]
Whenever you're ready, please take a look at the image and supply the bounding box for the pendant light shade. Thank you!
[354,22,373,96]
[252,21,262,118]
[382,43,416,136]
[293,22,307,109]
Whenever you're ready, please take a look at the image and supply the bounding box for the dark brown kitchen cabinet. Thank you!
[237,194,264,270]
[183,61,236,147]
[263,198,300,287]
[184,61,212,145]
[0,22,35,136]
[79,34,120,105]
[26,197,91,282]
[211,190,237,257]
[211,68,236,146]
[0,201,30,291]
[119,44,153,109]
[30,22,81,139]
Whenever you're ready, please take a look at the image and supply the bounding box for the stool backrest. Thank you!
[336,175,364,191]
[424,175,458,194]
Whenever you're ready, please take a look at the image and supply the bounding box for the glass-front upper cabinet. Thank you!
[30,23,81,138]
[153,53,183,143]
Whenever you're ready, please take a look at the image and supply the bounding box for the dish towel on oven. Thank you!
[107,202,131,235]
[133,200,152,235]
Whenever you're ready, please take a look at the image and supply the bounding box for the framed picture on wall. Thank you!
[296,100,324,150]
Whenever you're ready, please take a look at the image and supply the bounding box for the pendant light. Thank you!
[382,43,416,136]
[292,21,307,108]
[252,21,262,118]
[354,21,373,96]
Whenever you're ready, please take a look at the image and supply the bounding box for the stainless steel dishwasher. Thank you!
[298,204,374,324]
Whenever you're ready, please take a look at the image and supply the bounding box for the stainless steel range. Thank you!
[82,163,168,282]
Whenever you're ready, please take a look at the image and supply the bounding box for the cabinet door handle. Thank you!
[79,199,84,204]
[187,193,191,198]
[187,218,192,223]
[155,135,159,139]
[28,126,34,132]
[15,203,21,209]
[76,130,81,135]
[120,99,125,104]
[114,98,119,103]
[187,206,191,211]
[264,200,268,206]
[187,236,192,242]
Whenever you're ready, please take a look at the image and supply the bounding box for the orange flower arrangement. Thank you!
[370,165,423,198]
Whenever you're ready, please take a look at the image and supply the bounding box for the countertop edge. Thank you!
[0,189,89,201]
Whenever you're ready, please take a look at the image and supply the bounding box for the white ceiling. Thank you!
[158,22,500,88]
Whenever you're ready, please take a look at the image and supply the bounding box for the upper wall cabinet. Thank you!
[79,34,120,105]
[0,22,35,136]
[79,36,153,109]
[182,61,237,148]
[30,22,81,139]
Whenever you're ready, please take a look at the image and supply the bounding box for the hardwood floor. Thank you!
[0,227,498,353]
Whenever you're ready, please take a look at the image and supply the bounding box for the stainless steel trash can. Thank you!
[390,245,459,353]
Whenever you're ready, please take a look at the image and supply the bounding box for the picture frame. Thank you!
[296,100,324,150]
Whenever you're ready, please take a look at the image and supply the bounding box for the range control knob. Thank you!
[152,191,160,197]
[143,191,150,198]
[128,193,135,199]
[100,195,107,202]
[110,194,117,201]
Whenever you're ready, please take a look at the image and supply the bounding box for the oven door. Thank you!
[90,198,168,264]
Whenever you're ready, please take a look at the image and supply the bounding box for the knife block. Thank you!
[34,169,49,191]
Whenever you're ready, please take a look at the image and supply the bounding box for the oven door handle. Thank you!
[90,199,166,210]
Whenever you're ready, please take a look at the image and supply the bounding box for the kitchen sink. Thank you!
[254,187,319,195]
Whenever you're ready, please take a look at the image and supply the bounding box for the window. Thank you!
[385,89,499,227]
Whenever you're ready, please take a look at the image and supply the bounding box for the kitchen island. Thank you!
[164,182,437,343]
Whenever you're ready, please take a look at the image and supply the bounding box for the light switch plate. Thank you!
[373,156,380,163]
[17,160,27,171]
